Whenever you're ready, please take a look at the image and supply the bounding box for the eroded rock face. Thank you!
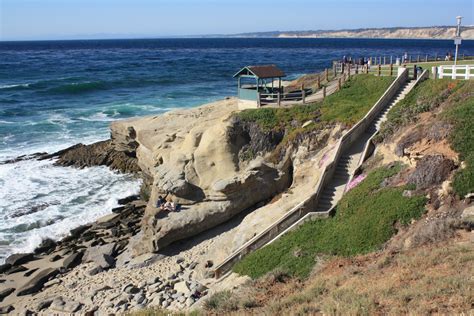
[110,99,294,255]
[145,156,292,252]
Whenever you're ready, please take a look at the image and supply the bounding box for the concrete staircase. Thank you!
[315,79,416,213]
[213,69,427,279]
[369,79,417,133]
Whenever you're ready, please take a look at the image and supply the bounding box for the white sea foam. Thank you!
[47,113,75,125]
[0,83,30,89]
[0,158,141,263]
[78,112,116,122]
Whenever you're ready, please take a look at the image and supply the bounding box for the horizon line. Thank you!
[2,25,473,42]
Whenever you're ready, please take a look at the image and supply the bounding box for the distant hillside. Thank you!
[217,26,474,40]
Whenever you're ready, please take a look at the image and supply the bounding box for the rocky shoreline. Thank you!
[0,193,218,314]
[0,95,339,314]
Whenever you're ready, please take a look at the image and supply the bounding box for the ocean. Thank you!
[1,38,474,263]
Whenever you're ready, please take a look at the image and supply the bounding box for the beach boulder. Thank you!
[5,253,34,266]
[16,268,59,296]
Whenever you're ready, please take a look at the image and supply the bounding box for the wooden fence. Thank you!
[258,67,337,106]
[258,88,313,106]
[334,62,425,79]
[336,54,474,67]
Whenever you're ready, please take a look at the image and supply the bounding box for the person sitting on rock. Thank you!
[156,195,166,208]
[163,199,176,212]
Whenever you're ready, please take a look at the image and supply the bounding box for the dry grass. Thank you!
[212,233,473,315]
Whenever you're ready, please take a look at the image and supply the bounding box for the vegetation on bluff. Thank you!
[377,79,465,141]
[235,75,393,160]
[378,79,474,197]
[233,163,427,278]
[443,81,474,197]
[237,75,394,132]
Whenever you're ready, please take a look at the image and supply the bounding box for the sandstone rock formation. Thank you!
[110,99,296,254]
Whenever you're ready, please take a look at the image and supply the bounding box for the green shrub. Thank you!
[204,290,237,311]
[233,164,427,279]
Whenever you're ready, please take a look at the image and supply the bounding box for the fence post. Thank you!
[325,68,329,81]
[439,66,443,79]
[338,78,342,90]
[390,64,393,76]
[413,64,417,79]
[384,56,386,65]
[257,92,261,108]
[365,64,369,74]
[277,91,281,107]
[348,65,351,79]
[333,62,337,76]
[301,84,306,104]
[466,66,470,80]
[432,66,438,80]
[317,75,321,89]
[378,64,381,76]
[355,64,359,74]
[323,86,326,98]
[452,66,456,80]
[342,63,345,74]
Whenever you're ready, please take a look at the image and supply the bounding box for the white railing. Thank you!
[438,65,474,80]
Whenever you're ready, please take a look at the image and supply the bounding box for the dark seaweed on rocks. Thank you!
[52,140,141,173]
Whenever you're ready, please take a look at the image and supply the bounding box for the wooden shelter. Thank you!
[233,65,286,105]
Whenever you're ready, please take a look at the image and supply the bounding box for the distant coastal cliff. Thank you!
[215,26,474,40]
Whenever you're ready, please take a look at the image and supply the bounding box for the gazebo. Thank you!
[233,65,286,108]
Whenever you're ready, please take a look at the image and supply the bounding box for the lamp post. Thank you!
[454,16,463,65]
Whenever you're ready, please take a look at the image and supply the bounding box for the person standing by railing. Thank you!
[403,52,409,63]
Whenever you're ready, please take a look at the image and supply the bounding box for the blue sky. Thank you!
[1,0,473,40]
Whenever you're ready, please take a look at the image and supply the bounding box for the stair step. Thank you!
[318,200,333,206]
[317,203,332,209]
[319,196,333,201]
